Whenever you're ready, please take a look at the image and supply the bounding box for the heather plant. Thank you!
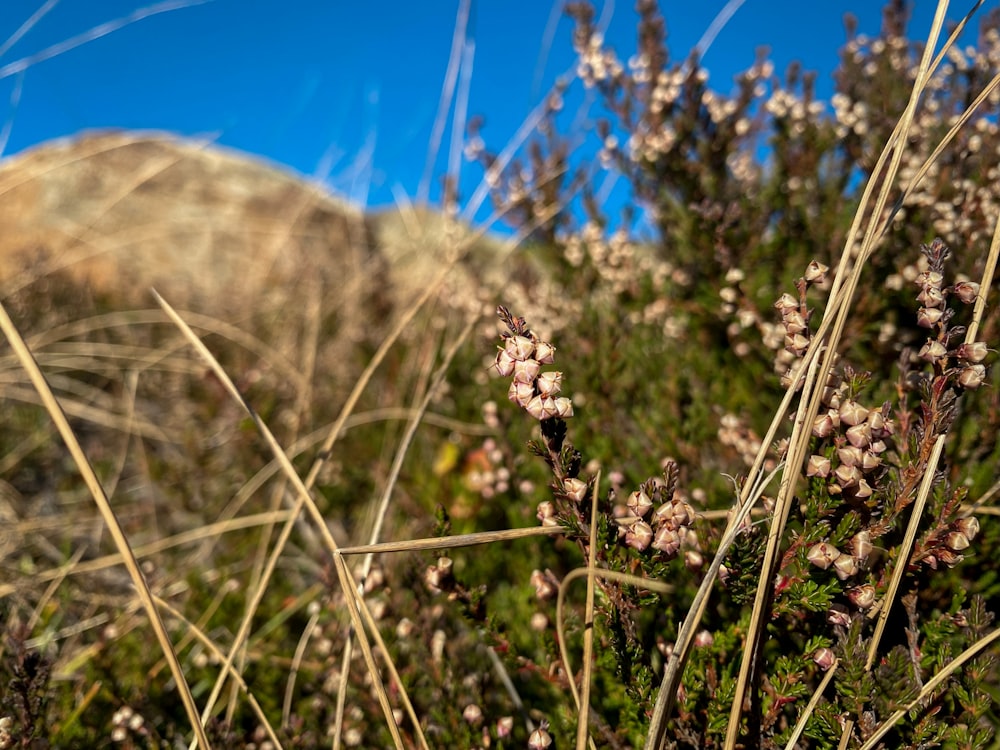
[6,2,1000,749]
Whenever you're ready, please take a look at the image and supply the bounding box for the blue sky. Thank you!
[0,1,944,216]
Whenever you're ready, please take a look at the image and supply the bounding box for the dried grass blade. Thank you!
[0,299,213,750]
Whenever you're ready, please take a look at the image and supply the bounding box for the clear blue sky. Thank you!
[0,1,943,214]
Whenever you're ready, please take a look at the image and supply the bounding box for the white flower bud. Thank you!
[834,554,858,579]
[528,725,553,749]
[783,310,808,334]
[463,704,484,726]
[917,286,945,308]
[812,412,837,438]
[530,569,558,600]
[861,451,881,472]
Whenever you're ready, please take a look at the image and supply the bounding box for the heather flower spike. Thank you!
[494,305,574,422]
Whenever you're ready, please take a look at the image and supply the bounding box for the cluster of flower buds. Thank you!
[774,260,829,386]
[921,515,981,569]
[914,238,990,388]
[806,529,873,582]
[612,474,701,566]
[492,306,573,421]
[807,386,893,502]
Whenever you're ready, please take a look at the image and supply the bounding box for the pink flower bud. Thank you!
[954,280,980,304]
[625,520,654,551]
[807,454,832,477]
[918,340,947,363]
[504,335,535,361]
[812,412,837,438]
[627,489,653,518]
[955,516,980,541]
[493,348,516,377]
[533,340,556,364]
[848,584,876,610]
[804,260,829,284]
[807,542,841,570]
[834,464,861,488]
[562,477,588,503]
[839,400,869,427]
[512,358,541,384]
[554,397,574,418]
[508,380,534,407]
[945,531,970,551]
[916,307,944,328]
[813,647,836,670]
[837,445,864,467]
[851,531,872,561]
[845,423,873,448]
[958,364,986,389]
[652,526,681,556]
[827,605,851,626]
[694,630,714,648]
[956,341,989,363]
[536,370,563,397]
[774,293,799,313]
